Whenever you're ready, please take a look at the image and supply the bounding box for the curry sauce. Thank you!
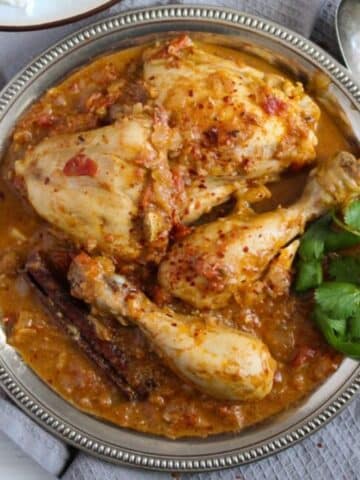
[0,41,349,438]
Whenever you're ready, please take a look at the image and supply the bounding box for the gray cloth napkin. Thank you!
[0,389,69,476]
[1,0,359,479]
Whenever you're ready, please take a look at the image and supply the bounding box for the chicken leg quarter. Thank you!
[68,253,277,401]
[15,110,247,262]
[143,36,320,177]
[159,152,360,309]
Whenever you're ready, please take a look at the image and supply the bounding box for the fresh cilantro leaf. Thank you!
[313,306,343,342]
[349,314,360,339]
[324,228,360,251]
[329,256,360,284]
[314,307,360,358]
[298,214,331,261]
[295,213,360,293]
[327,317,347,336]
[344,200,360,232]
[295,259,322,292]
[314,282,360,319]
[333,212,360,238]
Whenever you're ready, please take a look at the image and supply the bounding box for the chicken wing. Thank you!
[159,152,360,309]
[68,252,276,401]
[143,36,320,177]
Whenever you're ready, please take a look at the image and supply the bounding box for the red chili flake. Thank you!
[193,257,225,292]
[171,223,193,241]
[36,113,57,128]
[262,95,287,115]
[202,127,219,146]
[63,153,98,177]
[292,346,317,368]
[243,246,249,252]
[85,92,112,114]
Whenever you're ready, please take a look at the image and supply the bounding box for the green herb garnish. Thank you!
[315,282,360,319]
[295,215,329,292]
[294,260,322,292]
[329,256,360,284]
[294,199,360,358]
[314,307,360,358]
[344,201,360,232]
[294,210,360,292]
[324,228,360,251]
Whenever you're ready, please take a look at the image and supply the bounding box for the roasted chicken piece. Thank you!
[25,251,159,400]
[15,109,246,262]
[159,152,360,309]
[68,252,277,401]
[263,240,300,297]
[15,109,173,261]
[143,36,320,177]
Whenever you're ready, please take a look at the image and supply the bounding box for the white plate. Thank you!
[0,0,116,29]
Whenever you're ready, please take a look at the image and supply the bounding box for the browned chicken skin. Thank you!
[159,152,360,309]
[143,35,320,177]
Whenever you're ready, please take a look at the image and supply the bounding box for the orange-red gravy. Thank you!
[0,42,347,438]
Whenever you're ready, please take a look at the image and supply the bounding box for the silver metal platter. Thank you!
[0,5,360,473]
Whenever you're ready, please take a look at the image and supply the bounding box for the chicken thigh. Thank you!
[159,152,360,309]
[143,36,320,177]
[68,252,276,401]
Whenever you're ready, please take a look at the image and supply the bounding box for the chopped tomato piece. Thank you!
[262,95,287,115]
[171,222,193,241]
[292,346,317,367]
[63,153,98,177]
[151,35,192,60]
[192,256,226,292]
[36,113,57,127]
[168,35,193,56]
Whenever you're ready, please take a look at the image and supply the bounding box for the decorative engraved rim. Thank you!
[0,5,359,472]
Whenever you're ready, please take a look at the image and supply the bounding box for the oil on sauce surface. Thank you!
[0,41,347,438]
